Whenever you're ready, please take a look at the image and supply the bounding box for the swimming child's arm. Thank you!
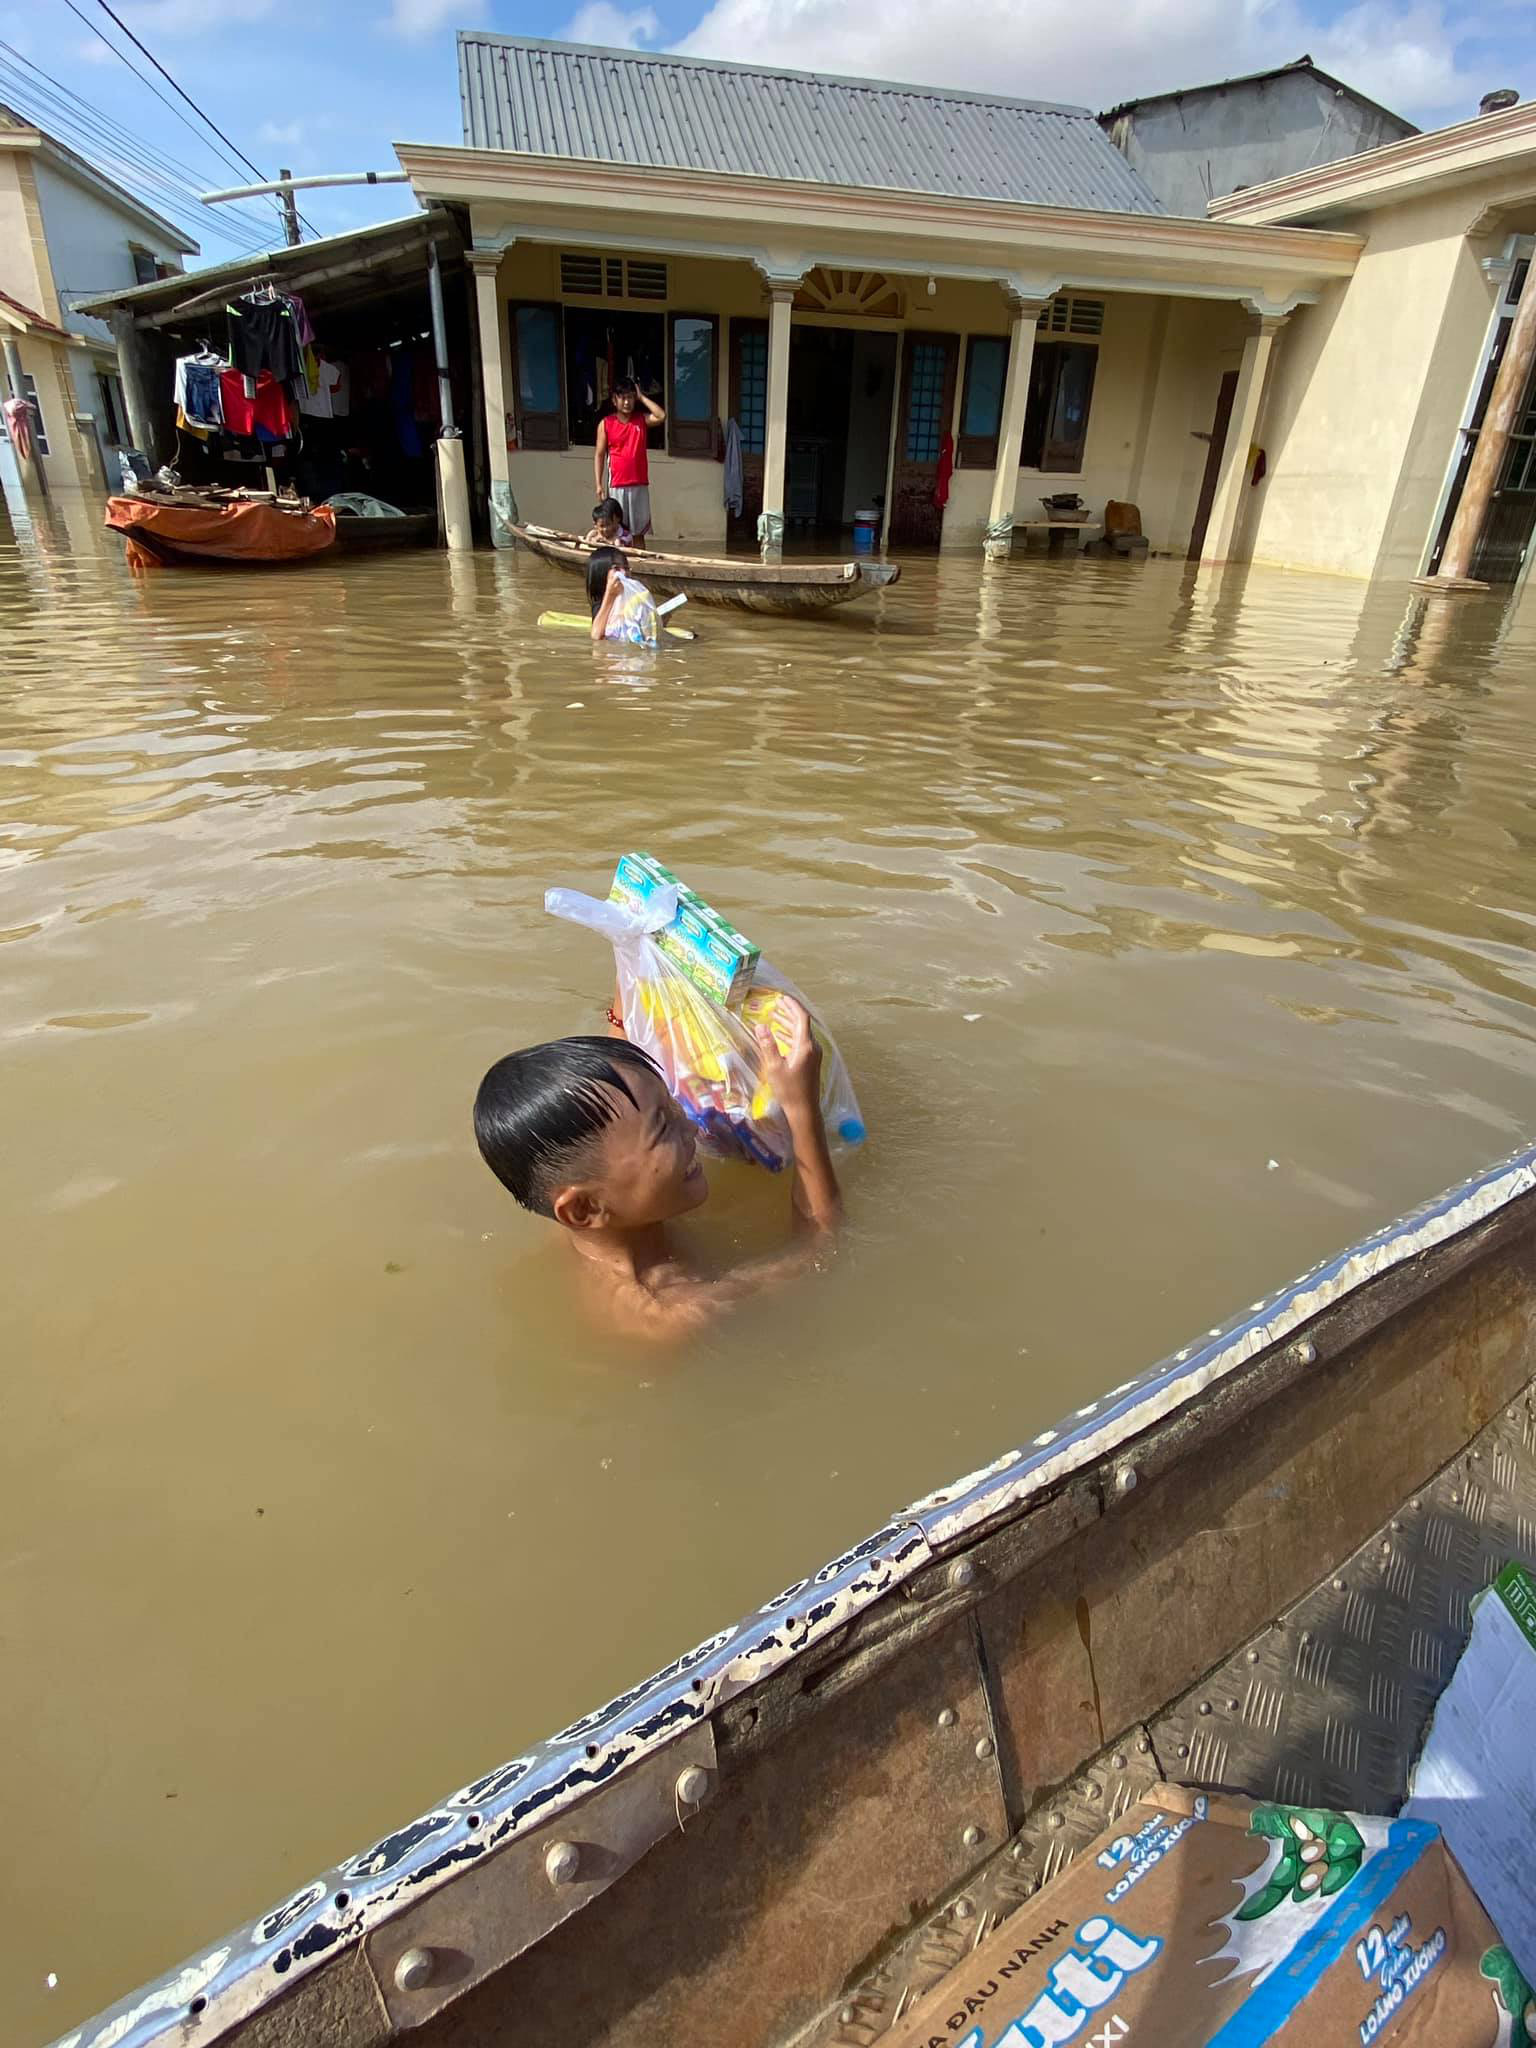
[593,1001,842,1340]
[590,567,625,642]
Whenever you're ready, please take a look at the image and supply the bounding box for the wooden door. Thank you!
[1187,370,1239,561]
[727,317,767,539]
[889,332,958,548]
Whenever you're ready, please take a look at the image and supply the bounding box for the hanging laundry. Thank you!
[298,358,348,420]
[286,292,315,350]
[174,353,225,432]
[219,367,293,440]
[391,348,422,458]
[723,416,743,517]
[226,292,302,389]
[933,430,955,510]
[3,394,34,460]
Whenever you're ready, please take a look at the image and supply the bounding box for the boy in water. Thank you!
[584,496,632,547]
[474,1000,842,1340]
[595,379,664,541]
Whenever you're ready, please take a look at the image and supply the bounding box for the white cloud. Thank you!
[258,119,305,147]
[675,0,1481,122]
[563,3,661,48]
[385,0,479,36]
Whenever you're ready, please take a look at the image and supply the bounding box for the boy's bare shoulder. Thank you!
[578,1257,721,1344]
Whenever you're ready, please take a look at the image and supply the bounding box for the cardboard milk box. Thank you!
[890,1785,1533,2048]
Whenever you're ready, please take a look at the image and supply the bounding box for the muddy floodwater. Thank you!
[5,488,1536,2041]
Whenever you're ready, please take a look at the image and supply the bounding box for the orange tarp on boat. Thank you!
[105,496,337,570]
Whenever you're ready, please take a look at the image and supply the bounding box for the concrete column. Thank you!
[1424,266,1536,590]
[435,436,472,552]
[1199,312,1287,568]
[469,248,514,546]
[758,283,797,557]
[984,294,1049,561]
[108,309,158,466]
[2,335,47,497]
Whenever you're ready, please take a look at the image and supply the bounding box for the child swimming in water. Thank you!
[587,546,651,643]
[473,1001,842,1340]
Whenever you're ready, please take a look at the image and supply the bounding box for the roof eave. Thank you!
[1209,96,1536,223]
[397,140,1362,297]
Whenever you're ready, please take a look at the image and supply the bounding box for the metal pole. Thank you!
[278,169,300,248]
[2,334,48,497]
[426,241,455,433]
[200,170,409,203]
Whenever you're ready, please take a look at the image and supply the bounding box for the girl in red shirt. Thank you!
[594,379,666,541]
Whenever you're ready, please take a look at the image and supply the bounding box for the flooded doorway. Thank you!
[781,325,898,542]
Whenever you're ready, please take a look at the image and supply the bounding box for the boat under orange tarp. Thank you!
[105,494,337,570]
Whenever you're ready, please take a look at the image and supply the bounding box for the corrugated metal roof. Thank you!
[458,35,1166,215]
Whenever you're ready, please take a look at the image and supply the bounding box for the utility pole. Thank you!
[278,169,301,248]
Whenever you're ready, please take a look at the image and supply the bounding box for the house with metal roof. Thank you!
[399,34,1362,563]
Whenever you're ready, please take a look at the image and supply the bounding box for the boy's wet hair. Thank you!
[611,377,637,398]
[586,544,628,614]
[593,496,624,524]
[474,1036,663,1216]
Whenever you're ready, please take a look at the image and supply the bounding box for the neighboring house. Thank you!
[402,35,1359,560]
[1100,58,1417,221]
[1208,98,1536,584]
[0,102,194,492]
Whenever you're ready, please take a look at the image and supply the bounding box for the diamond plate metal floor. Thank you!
[802,1378,1536,2048]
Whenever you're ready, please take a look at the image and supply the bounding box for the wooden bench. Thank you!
[1012,517,1094,556]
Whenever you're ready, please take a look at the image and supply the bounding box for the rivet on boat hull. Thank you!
[675,1765,711,1808]
[1295,1340,1318,1365]
[975,1736,995,1760]
[394,1948,434,1993]
[962,1824,983,1848]
[545,1840,581,1887]
[948,1558,977,1591]
[936,1707,957,1729]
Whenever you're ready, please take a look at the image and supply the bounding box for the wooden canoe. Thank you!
[55,1141,1536,2048]
[510,521,900,613]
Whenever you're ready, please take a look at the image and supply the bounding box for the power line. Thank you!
[0,35,280,239]
[58,0,285,211]
[86,0,322,238]
[0,51,278,253]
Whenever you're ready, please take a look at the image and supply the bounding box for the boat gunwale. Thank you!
[54,1135,1536,2048]
[511,522,901,591]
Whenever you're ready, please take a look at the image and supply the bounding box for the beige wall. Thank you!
[489,242,1259,553]
[0,151,56,321]
[1244,172,1536,578]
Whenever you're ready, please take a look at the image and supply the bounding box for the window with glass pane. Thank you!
[737,328,767,454]
[1019,341,1097,473]
[513,303,565,448]
[670,312,718,456]
[959,335,1007,465]
[905,340,948,462]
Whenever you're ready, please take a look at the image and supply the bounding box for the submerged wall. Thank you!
[1242,171,1536,579]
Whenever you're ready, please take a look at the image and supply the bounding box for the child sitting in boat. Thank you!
[584,497,633,547]
[473,1004,842,1340]
[588,547,658,645]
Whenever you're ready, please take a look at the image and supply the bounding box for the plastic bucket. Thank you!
[852,510,878,554]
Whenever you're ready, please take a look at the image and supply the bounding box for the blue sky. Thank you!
[0,0,1530,268]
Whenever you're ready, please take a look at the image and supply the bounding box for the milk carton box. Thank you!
[608,852,759,1009]
[889,1785,1529,2048]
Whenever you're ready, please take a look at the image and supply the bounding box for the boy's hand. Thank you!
[754,997,822,1119]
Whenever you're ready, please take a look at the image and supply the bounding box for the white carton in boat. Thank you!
[888,1784,1530,2048]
